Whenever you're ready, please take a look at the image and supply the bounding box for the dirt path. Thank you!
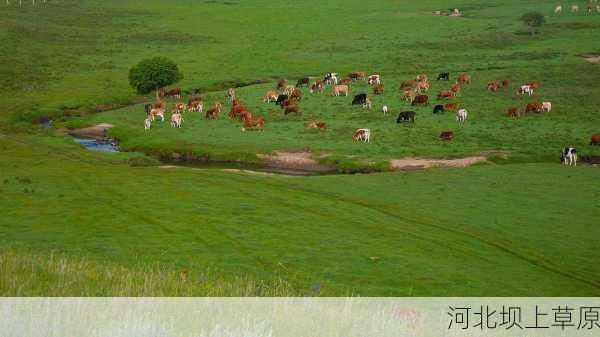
[69,123,114,139]
[390,156,487,170]
[259,151,336,174]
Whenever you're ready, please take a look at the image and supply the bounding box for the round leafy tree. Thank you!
[520,12,545,35]
[128,57,183,98]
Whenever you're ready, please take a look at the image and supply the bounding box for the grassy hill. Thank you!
[0,0,599,295]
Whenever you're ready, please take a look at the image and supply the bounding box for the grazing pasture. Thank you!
[0,0,599,295]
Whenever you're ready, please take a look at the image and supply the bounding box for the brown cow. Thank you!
[263,90,278,103]
[457,74,471,84]
[526,102,544,113]
[241,115,265,131]
[502,80,510,87]
[403,90,416,103]
[437,90,453,99]
[229,101,247,119]
[310,81,324,93]
[339,78,353,85]
[277,79,286,90]
[348,72,367,80]
[415,74,428,82]
[373,84,385,95]
[507,107,520,117]
[415,81,430,93]
[450,83,461,95]
[400,80,416,90]
[590,134,600,145]
[305,121,327,129]
[205,101,222,119]
[439,131,454,141]
[411,94,428,106]
[291,88,302,101]
[167,88,182,99]
[487,80,500,92]
[284,104,298,115]
[526,81,539,89]
[444,103,458,110]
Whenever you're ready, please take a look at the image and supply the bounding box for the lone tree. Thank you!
[520,12,545,35]
[128,57,183,99]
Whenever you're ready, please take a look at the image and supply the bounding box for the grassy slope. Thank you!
[0,0,599,295]
[1,133,598,296]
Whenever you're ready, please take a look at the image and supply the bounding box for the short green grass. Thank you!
[0,0,599,295]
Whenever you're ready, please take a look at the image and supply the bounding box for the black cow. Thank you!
[352,93,367,106]
[437,72,450,81]
[296,77,310,87]
[433,104,445,114]
[397,111,416,123]
[276,94,289,106]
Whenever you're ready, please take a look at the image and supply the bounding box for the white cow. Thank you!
[542,101,552,112]
[353,128,371,143]
[170,112,184,128]
[144,117,152,131]
[571,4,579,12]
[382,105,389,115]
[456,108,468,123]
[555,5,562,14]
[519,85,534,96]
[561,147,577,166]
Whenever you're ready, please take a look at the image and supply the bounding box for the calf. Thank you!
[542,101,552,112]
[352,128,371,143]
[561,147,577,166]
[296,77,310,87]
[439,131,454,141]
[144,117,152,131]
[263,90,278,103]
[411,94,428,106]
[590,134,600,145]
[352,93,367,106]
[433,104,445,114]
[206,101,222,119]
[382,105,389,115]
[571,4,579,13]
[373,84,384,95]
[457,74,471,84]
[507,107,520,117]
[437,90,453,99]
[332,85,349,96]
[170,112,184,128]
[368,74,381,85]
[456,108,468,123]
[555,5,562,14]
[397,111,416,123]
[437,72,450,81]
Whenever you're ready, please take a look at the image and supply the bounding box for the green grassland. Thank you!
[1,0,599,295]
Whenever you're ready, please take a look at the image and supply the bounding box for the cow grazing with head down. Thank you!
[437,90,453,99]
[397,111,416,123]
[373,84,384,95]
[433,105,445,114]
[444,103,458,111]
[241,114,265,131]
[561,147,577,166]
[149,108,165,122]
[291,88,302,101]
[284,103,299,115]
[411,95,428,106]
[206,101,222,119]
[456,108,468,123]
[526,102,544,113]
[457,74,471,84]
[296,77,310,87]
[590,134,600,145]
[310,81,324,93]
[339,78,353,86]
[352,93,367,106]
[348,72,367,80]
[352,128,371,143]
[437,72,450,81]
[187,98,203,112]
[507,107,520,118]
[263,90,278,103]
[440,131,454,141]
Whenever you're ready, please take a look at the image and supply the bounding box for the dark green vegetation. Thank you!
[128,57,183,96]
[0,0,599,295]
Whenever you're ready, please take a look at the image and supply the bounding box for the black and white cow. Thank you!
[561,147,577,166]
[324,73,338,85]
[352,93,367,106]
[397,111,416,123]
[437,72,450,81]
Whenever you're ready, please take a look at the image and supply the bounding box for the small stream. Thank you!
[73,138,119,153]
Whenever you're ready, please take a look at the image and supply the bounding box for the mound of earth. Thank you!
[69,123,114,139]
[259,151,336,174]
[390,156,487,170]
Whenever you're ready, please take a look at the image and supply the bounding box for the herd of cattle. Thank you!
[554,1,600,14]
[142,71,599,166]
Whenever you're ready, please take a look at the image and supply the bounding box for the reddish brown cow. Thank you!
[242,115,265,131]
[437,90,453,99]
[373,84,385,95]
[444,103,458,110]
[450,83,461,95]
[411,94,428,106]
[339,78,352,85]
[526,102,544,113]
[206,101,222,119]
[440,131,454,141]
[590,134,600,145]
[229,101,248,119]
[507,107,520,117]
[487,81,500,92]
[457,74,471,84]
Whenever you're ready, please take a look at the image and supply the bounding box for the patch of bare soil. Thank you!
[390,156,487,170]
[69,123,114,139]
[584,55,600,64]
[259,151,336,174]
